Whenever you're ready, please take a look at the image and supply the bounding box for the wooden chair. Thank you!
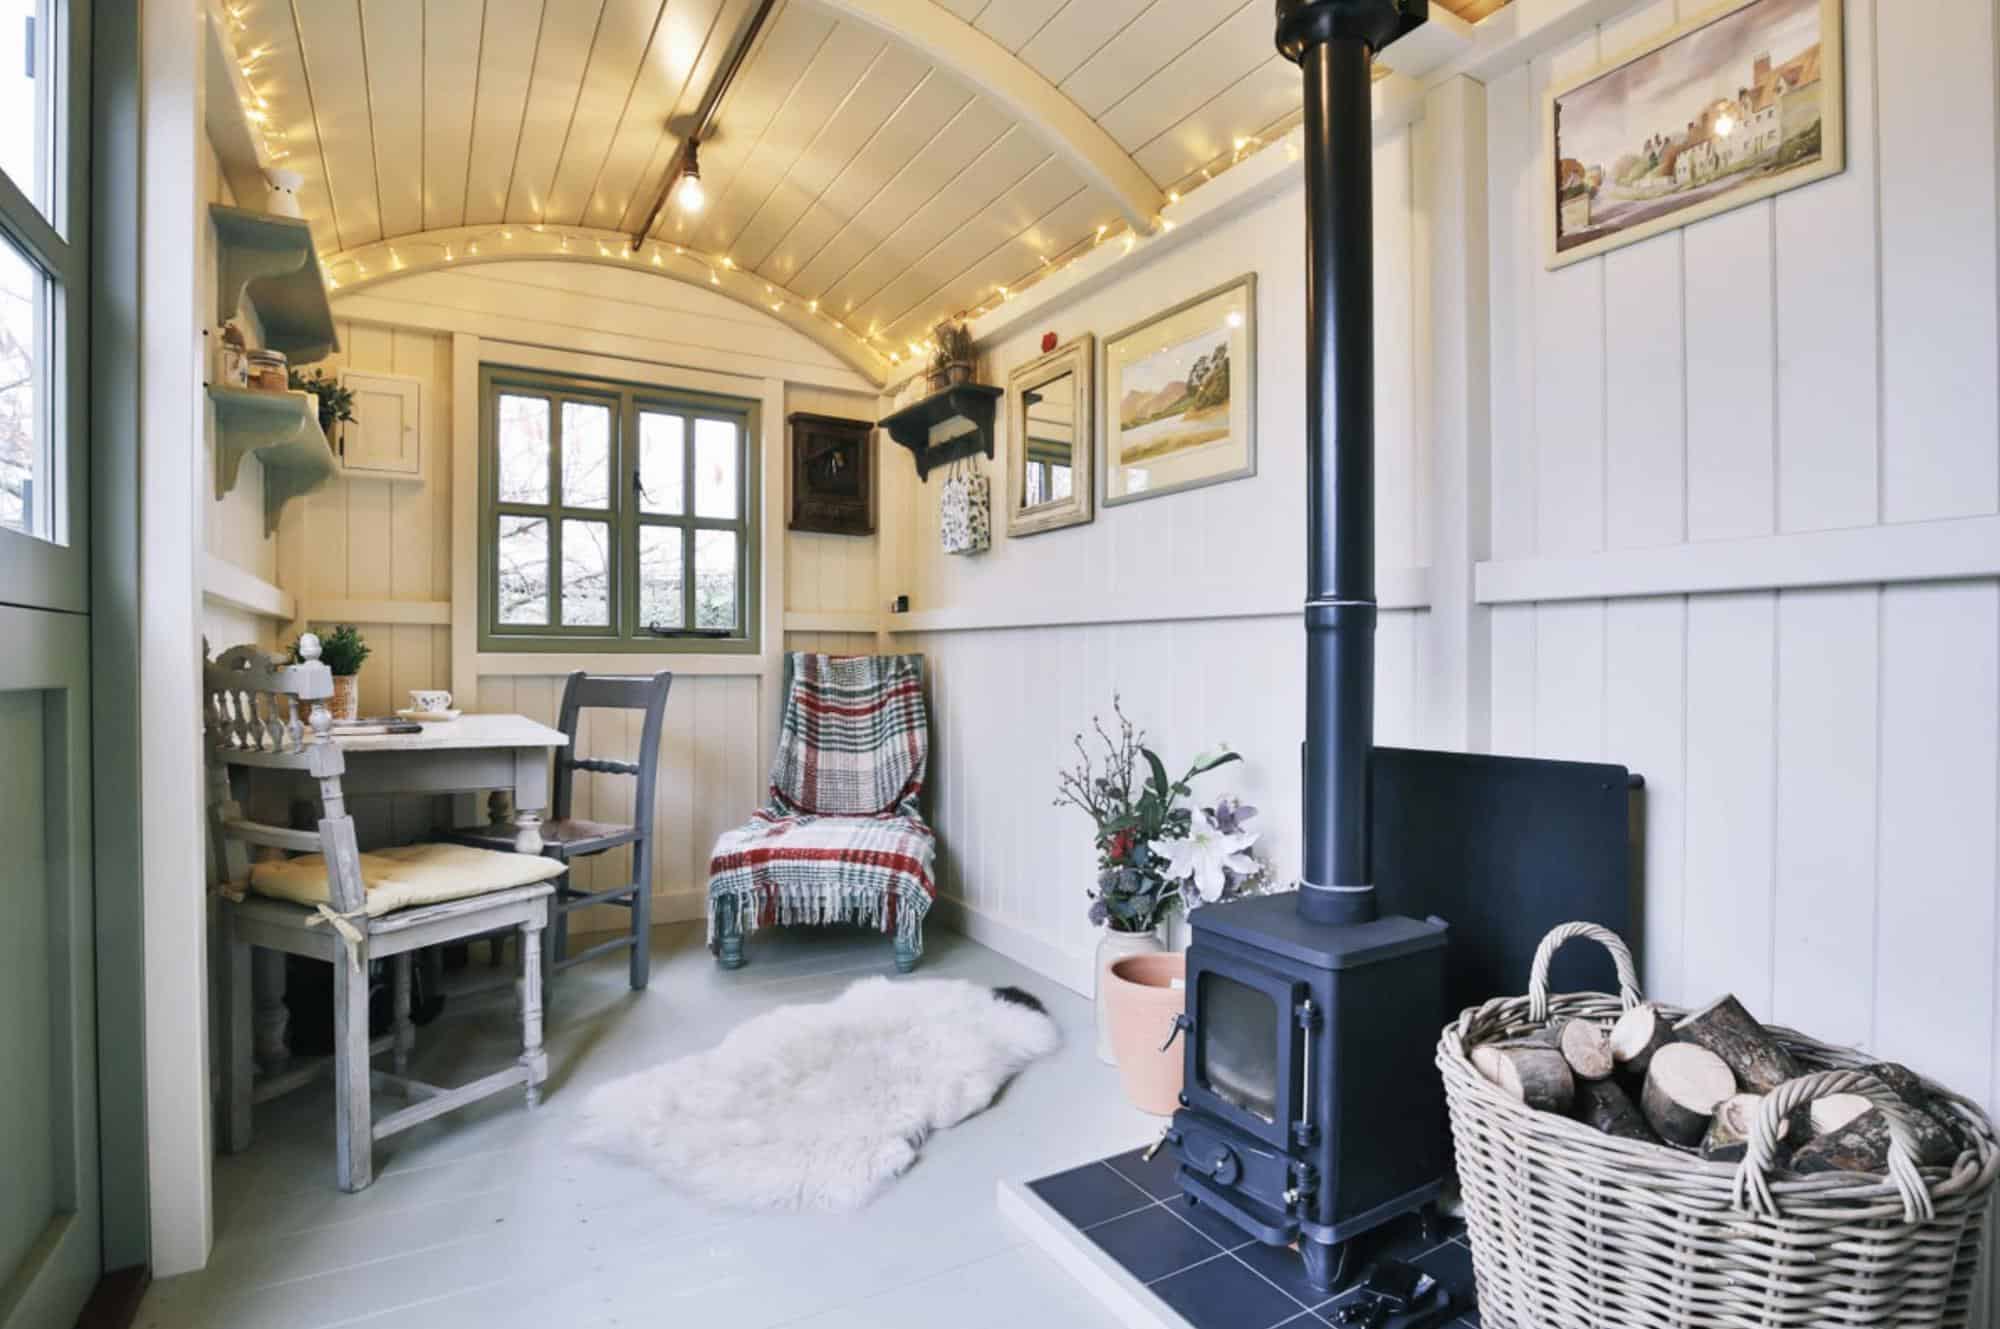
[450,671,672,989]
[207,638,563,1192]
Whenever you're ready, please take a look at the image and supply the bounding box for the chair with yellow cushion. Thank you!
[206,638,565,1192]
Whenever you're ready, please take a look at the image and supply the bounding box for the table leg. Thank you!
[512,745,549,854]
[252,946,290,1073]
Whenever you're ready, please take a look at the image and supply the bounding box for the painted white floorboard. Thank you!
[140,925,1153,1329]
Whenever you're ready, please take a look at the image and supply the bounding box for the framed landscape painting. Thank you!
[1547,0,1843,268]
[1101,274,1256,506]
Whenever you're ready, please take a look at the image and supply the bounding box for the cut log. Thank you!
[1559,1020,1615,1082]
[1609,1004,1674,1079]
[1791,1111,1893,1176]
[1474,1044,1576,1113]
[1858,1062,1968,1164]
[1574,1077,1658,1144]
[1672,995,1800,1094]
[1808,1093,1873,1137]
[1702,1093,1775,1163]
[1641,1044,1737,1148]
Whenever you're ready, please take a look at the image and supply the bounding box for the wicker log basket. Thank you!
[1438,922,2000,1329]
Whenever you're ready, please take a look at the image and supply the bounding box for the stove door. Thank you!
[1183,951,1307,1152]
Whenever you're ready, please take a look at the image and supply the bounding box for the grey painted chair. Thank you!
[452,670,672,989]
[206,640,556,1193]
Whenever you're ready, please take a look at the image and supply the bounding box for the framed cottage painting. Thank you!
[1101,274,1256,506]
[1548,0,1843,268]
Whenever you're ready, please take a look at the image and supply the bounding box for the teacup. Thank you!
[409,689,454,714]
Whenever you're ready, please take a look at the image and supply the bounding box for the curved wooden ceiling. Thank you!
[233,0,1508,363]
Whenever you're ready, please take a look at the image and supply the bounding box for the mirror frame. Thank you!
[1006,334,1094,538]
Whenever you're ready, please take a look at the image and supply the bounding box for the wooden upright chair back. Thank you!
[203,639,366,915]
[550,670,673,836]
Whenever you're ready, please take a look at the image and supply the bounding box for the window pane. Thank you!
[560,519,610,626]
[496,516,548,625]
[0,0,51,220]
[694,528,737,630]
[0,234,48,539]
[693,418,738,518]
[638,412,683,514]
[561,401,611,508]
[497,394,550,503]
[638,526,684,631]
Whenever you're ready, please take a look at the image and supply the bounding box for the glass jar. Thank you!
[246,348,289,394]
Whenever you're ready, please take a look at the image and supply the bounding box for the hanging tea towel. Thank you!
[939,458,990,555]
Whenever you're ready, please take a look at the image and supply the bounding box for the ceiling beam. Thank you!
[802,0,1167,234]
[321,226,893,386]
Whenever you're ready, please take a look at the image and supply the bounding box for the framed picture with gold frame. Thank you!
[1547,0,1843,269]
[1100,274,1255,507]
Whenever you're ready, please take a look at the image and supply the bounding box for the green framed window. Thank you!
[479,365,759,653]
[0,0,92,614]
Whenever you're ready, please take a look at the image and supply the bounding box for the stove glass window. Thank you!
[1195,972,1280,1123]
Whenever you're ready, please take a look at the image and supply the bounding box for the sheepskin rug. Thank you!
[578,976,1061,1212]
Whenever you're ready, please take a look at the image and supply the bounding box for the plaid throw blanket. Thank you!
[709,654,934,952]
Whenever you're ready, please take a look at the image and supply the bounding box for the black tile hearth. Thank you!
[1022,1154,1480,1329]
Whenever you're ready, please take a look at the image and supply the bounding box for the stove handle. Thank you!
[1159,1012,1192,1054]
[1294,998,1321,1150]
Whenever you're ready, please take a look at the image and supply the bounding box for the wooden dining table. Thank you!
[240,711,569,1069]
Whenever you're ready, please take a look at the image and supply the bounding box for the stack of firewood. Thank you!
[1471,994,1968,1175]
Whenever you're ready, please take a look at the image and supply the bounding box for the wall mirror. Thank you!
[1006,334,1094,538]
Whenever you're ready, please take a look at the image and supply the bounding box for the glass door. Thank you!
[1184,951,1307,1152]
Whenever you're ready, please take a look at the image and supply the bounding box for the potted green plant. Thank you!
[289,367,355,451]
[930,320,975,391]
[291,624,371,722]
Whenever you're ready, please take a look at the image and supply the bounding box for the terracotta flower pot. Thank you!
[1105,952,1188,1116]
[1095,927,1164,1063]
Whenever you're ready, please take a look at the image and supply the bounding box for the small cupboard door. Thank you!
[339,370,423,478]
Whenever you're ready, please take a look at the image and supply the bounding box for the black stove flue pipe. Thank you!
[1278,0,1426,928]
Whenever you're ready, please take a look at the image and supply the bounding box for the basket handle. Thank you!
[1732,1070,1935,1224]
[1527,922,1643,1024]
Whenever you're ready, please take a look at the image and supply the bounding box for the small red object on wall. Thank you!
[1041,331,1058,353]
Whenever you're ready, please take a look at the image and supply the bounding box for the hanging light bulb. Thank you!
[675,140,706,214]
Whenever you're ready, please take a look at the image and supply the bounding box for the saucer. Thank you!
[396,707,461,723]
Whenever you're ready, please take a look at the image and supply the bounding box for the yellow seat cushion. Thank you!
[247,842,566,917]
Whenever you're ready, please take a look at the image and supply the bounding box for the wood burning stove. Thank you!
[1164,0,1446,1295]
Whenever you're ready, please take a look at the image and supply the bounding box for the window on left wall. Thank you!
[0,0,67,548]
[479,364,759,654]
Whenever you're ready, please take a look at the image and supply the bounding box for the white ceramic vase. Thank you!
[1095,926,1165,1064]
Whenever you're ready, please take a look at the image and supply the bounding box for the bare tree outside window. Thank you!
[0,238,45,537]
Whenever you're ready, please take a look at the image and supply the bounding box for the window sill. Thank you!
[473,650,769,677]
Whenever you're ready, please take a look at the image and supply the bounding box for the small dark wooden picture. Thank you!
[788,412,874,536]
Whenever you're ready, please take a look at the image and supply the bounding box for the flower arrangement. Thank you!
[1055,697,1274,934]
[288,366,355,440]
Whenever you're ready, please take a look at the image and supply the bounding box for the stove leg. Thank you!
[1301,1237,1352,1296]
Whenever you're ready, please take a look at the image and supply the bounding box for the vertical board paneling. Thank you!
[1683,205,1776,544]
[1876,583,1999,1098]
[1602,235,1685,549]
[1771,587,1879,1047]
[1681,593,1777,1012]
[1604,596,1686,1000]
[1532,600,1605,761]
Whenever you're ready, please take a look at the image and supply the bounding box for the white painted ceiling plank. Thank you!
[1059,0,1232,119]
[883,185,1107,342]
[236,2,341,255]
[588,0,731,230]
[821,124,1048,317]
[360,0,427,239]
[934,0,982,18]
[422,0,487,231]
[460,0,546,226]
[1132,56,1299,189]
[542,0,671,226]
[973,0,1065,54]
[292,0,385,248]
[724,41,931,270]
[750,70,975,285]
[1098,0,1270,152]
[787,94,1010,303]
[860,156,1089,333]
[1016,0,1151,88]
[502,0,608,221]
[655,1,837,246]
[615,0,764,234]
[700,21,891,255]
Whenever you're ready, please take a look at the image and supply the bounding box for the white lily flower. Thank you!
[1150,806,1260,904]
